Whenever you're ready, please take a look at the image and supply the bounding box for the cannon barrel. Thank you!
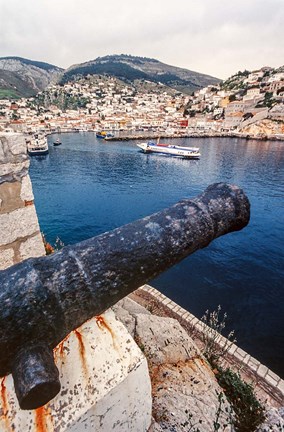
[0,183,250,409]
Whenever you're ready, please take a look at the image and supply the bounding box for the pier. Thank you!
[103,132,284,142]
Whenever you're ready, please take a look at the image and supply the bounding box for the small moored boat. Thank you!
[137,141,200,159]
[96,131,107,139]
[53,138,62,146]
[104,132,115,140]
[96,131,115,139]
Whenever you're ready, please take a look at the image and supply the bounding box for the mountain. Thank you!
[0,54,220,99]
[0,57,63,99]
[61,54,220,94]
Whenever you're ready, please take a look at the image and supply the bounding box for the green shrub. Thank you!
[198,307,266,431]
[216,367,265,432]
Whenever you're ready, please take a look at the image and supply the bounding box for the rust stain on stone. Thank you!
[24,200,34,206]
[53,333,69,358]
[0,378,11,431]
[96,316,115,337]
[0,378,8,416]
[35,407,48,432]
[1,377,8,417]
[58,340,65,356]
[74,329,88,373]
[95,316,117,349]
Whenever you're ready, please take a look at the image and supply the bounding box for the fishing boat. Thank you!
[137,141,200,159]
[96,131,115,140]
[96,131,107,139]
[53,138,62,146]
[26,135,49,156]
[104,133,115,140]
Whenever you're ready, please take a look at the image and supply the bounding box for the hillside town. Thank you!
[0,65,283,140]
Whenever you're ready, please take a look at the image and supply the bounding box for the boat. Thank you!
[96,131,107,139]
[26,135,49,156]
[104,133,115,140]
[96,131,115,140]
[53,138,62,146]
[137,141,200,159]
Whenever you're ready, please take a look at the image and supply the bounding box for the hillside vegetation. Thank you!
[61,54,220,94]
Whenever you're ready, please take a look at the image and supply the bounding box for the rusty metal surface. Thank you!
[0,183,250,409]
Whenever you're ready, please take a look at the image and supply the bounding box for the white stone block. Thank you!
[0,248,14,270]
[68,360,151,432]
[0,310,152,432]
[20,175,34,202]
[19,233,45,260]
[0,206,40,245]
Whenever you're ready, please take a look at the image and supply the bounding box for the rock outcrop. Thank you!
[113,297,234,431]
[240,118,284,137]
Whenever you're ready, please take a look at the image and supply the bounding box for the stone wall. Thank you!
[0,132,45,269]
[0,310,152,431]
[0,132,152,431]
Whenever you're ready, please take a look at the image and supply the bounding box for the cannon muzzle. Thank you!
[0,183,250,409]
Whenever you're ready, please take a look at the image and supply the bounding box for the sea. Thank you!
[29,133,284,378]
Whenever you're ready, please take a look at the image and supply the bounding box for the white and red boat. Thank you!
[137,141,200,159]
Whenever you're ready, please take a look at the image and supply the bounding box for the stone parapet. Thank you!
[0,132,45,269]
[0,206,42,245]
[0,133,29,183]
[0,310,152,431]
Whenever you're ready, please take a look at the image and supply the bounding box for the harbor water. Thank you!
[29,133,284,377]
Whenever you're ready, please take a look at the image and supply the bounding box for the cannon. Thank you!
[0,183,250,410]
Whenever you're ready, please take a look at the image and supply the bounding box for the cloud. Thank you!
[0,0,283,78]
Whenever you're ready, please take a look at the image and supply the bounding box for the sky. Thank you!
[0,0,283,80]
